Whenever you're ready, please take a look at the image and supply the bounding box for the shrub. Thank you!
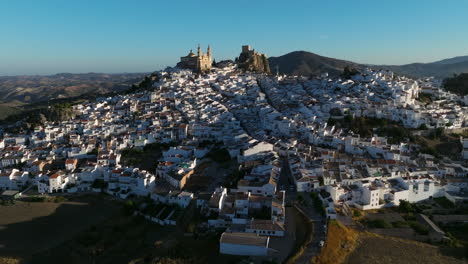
[398,200,414,213]
[419,146,437,156]
[409,221,429,235]
[121,147,143,156]
[366,219,392,229]
[392,221,409,228]
[28,196,46,202]
[416,93,433,104]
[52,196,67,203]
[91,179,108,189]
[122,200,136,216]
[403,213,416,221]
[418,124,428,130]
[434,197,455,209]
[309,192,326,216]
[353,209,362,218]
[341,66,360,79]
[297,194,304,202]
[428,127,445,140]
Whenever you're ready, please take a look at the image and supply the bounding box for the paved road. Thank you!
[278,159,296,204]
[294,197,327,263]
[278,158,327,263]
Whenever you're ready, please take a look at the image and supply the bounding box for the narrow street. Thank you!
[278,158,327,263]
[295,194,327,262]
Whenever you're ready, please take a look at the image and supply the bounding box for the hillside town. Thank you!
[1,45,468,259]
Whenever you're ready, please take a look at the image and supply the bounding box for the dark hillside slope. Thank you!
[268,51,361,77]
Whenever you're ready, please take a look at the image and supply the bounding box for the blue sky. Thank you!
[1,0,467,75]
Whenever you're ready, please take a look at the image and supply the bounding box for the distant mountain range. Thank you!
[0,72,145,104]
[268,52,468,79]
[432,56,468,65]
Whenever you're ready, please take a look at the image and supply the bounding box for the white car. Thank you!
[319,240,324,247]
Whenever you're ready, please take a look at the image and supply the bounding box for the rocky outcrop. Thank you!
[237,45,271,74]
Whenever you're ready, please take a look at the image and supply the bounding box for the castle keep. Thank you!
[177,44,212,72]
[237,45,271,74]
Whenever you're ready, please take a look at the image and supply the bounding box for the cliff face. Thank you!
[237,50,271,74]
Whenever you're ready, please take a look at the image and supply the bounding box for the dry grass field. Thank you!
[312,220,359,264]
[312,218,467,264]
[346,234,465,264]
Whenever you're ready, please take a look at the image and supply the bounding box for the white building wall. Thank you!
[220,243,268,256]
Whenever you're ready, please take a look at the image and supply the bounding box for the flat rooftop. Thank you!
[220,232,269,247]
[1,190,19,197]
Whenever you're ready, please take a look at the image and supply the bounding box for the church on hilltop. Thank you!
[177,44,212,72]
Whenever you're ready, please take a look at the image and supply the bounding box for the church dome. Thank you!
[187,49,196,57]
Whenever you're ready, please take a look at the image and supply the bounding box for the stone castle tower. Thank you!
[177,44,212,72]
[237,45,270,74]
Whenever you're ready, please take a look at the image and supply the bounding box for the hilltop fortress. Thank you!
[237,45,271,74]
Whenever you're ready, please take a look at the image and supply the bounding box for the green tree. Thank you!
[418,124,428,130]
[443,73,468,96]
[398,200,413,213]
[341,66,360,79]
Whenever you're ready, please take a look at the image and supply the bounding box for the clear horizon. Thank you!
[1,0,468,75]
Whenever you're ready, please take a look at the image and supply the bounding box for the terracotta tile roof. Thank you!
[50,172,62,179]
[66,159,78,164]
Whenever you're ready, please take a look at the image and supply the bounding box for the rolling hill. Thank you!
[268,51,361,77]
[432,55,468,65]
[0,73,146,104]
[0,72,147,120]
[268,51,468,79]
[373,58,468,79]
